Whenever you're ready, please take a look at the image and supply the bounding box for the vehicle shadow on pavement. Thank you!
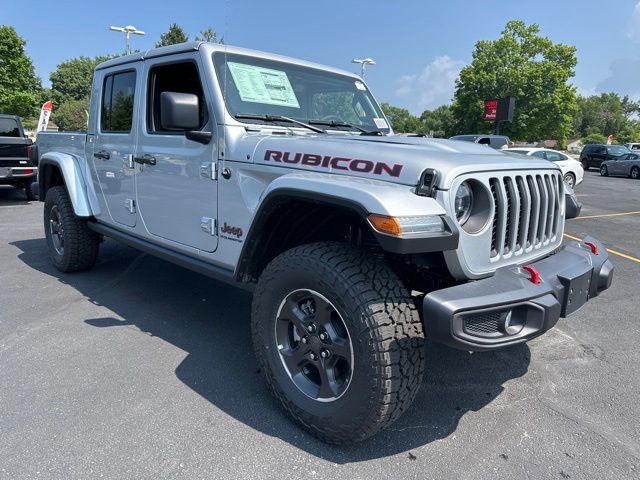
[12,237,531,463]
[0,186,30,206]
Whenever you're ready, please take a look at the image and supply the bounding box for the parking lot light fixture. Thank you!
[352,58,376,78]
[109,25,145,55]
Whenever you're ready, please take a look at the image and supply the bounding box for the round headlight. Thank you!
[454,181,474,225]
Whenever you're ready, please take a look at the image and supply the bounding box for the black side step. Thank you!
[87,221,254,292]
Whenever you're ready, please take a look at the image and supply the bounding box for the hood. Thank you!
[249,133,560,190]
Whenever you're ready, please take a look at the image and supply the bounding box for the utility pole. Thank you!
[352,58,376,79]
[109,25,145,55]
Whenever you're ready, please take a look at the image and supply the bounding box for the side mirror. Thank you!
[160,91,201,130]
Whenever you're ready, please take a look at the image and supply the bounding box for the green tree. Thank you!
[419,104,456,137]
[581,132,608,145]
[453,20,578,143]
[380,103,420,133]
[0,25,42,117]
[573,93,640,141]
[52,97,89,131]
[195,27,223,43]
[156,23,189,47]
[50,56,110,104]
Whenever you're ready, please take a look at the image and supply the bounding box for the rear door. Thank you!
[92,66,140,227]
[134,54,218,252]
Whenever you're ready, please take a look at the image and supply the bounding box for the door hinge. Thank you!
[124,198,136,214]
[200,162,217,180]
[200,216,217,235]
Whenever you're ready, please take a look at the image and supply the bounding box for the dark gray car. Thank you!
[600,152,640,179]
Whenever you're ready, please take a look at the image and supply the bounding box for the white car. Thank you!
[624,143,640,152]
[507,148,584,188]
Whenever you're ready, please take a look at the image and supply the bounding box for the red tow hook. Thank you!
[584,241,599,255]
[522,265,541,285]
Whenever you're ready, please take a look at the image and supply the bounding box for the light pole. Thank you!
[109,25,145,55]
[352,58,376,79]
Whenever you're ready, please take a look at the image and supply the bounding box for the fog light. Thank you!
[501,310,525,336]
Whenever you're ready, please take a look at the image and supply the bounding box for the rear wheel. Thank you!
[600,164,608,176]
[24,178,36,201]
[631,167,639,180]
[581,159,589,171]
[252,242,425,444]
[44,186,100,272]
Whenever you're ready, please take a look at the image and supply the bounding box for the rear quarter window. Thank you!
[0,118,20,137]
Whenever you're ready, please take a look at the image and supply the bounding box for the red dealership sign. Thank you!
[483,100,498,121]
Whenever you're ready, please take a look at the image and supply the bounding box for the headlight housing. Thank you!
[454,181,474,225]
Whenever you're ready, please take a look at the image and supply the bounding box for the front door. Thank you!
[135,55,218,252]
[92,67,140,227]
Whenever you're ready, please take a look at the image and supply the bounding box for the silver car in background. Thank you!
[600,152,640,179]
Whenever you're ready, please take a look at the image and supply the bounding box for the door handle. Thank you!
[94,150,110,160]
[133,154,156,166]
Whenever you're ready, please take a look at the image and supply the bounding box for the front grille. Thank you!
[489,172,563,259]
[464,311,502,337]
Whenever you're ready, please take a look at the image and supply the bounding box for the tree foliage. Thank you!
[419,105,456,138]
[156,23,189,48]
[0,25,42,117]
[453,20,578,143]
[380,103,420,133]
[195,27,223,43]
[50,56,111,104]
[573,93,640,143]
[52,97,89,131]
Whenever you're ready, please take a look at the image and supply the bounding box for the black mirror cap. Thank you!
[160,91,200,130]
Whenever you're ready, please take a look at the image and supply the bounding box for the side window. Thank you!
[532,151,547,159]
[594,146,606,155]
[491,137,508,148]
[545,151,564,162]
[147,61,207,133]
[632,145,640,150]
[477,137,491,145]
[101,71,136,133]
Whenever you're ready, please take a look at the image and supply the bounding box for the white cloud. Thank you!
[628,1,640,42]
[394,56,464,113]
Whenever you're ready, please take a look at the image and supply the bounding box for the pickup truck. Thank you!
[35,42,613,444]
[0,114,37,200]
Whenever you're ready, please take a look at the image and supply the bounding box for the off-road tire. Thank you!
[44,186,100,272]
[252,242,425,444]
[600,164,608,176]
[631,166,639,180]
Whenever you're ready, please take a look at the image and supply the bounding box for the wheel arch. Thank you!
[38,152,94,217]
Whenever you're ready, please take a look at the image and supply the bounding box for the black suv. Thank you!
[579,144,631,170]
[0,114,37,200]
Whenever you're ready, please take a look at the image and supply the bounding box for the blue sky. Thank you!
[3,0,640,114]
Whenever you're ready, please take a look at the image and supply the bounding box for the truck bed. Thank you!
[36,132,87,160]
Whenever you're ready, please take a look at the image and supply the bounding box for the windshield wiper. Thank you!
[308,119,383,136]
[235,114,325,134]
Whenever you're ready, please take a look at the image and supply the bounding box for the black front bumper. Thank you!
[423,236,613,351]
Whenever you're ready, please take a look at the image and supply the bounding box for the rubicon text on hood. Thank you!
[263,149,404,178]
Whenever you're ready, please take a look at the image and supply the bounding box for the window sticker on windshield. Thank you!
[227,62,300,108]
[373,117,388,129]
[355,81,366,91]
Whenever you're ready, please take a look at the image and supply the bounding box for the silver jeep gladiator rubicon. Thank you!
[35,42,613,444]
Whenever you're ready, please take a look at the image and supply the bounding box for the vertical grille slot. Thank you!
[527,175,540,246]
[503,177,519,254]
[489,178,501,257]
[516,176,529,250]
[536,175,548,243]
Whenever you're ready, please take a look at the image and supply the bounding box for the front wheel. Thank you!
[600,164,608,176]
[252,242,425,444]
[631,167,640,180]
[44,186,100,272]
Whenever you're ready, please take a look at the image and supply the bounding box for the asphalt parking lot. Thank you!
[1,170,639,480]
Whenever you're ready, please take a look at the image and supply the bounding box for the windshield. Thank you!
[213,53,390,133]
